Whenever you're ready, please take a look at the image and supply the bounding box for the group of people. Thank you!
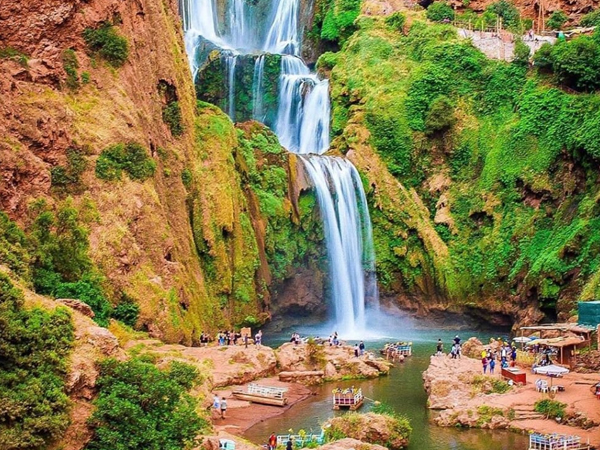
[328,332,340,346]
[353,341,365,357]
[212,394,227,419]
[481,343,517,373]
[204,329,262,347]
[435,335,463,359]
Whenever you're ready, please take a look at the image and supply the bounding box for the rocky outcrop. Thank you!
[313,438,388,450]
[276,342,393,381]
[323,413,411,450]
[57,298,95,317]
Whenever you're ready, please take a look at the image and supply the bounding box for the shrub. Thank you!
[111,293,140,327]
[546,10,568,30]
[320,0,362,44]
[534,399,566,419]
[62,48,79,89]
[87,358,207,450]
[580,9,600,27]
[0,212,30,277]
[513,37,531,66]
[83,23,129,67]
[316,51,339,71]
[487,0,521,30]
[0,273,74,449]
[533,42,554,70]
[181,168,192,188]
[162,101,184,136]
[385,12,407,32]
[551,36,600,91]
[424,95,456,134]
[53,274,112,327]
[50,147,88,193]
[81,71,91,84]
[426,2,455,22]
[96,142,156,181]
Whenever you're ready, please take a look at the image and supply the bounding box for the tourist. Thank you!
[333,331,339,346]
[359,341,365,356]
[450,343,457,359]
[213,394,220,411]
[354,344,359,357]
[244,334,249,349]
[489,356,496,374]
[436,339,444,356]
[453,335,461,346]
[511,346,517,364]
[255,330,262,346]
[268,432,277,450]
[286,438,293,450]
[482,355,488,373]
[220,396,227,419]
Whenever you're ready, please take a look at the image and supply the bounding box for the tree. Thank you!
[513,37,531,66]
[426,2,455,22]
[551,36,600,91]
[546,11,568,30]
[87,358,208,450]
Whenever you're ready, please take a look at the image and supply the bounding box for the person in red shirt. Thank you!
[268,432,277,450]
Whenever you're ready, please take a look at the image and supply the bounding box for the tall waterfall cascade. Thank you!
[180,0,378,336]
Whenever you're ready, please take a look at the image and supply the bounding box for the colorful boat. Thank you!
[332,387,363,410]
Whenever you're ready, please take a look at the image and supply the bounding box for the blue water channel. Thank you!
[243,328,529,450]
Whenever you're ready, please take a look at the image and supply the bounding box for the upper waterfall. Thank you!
[180,0,379,336]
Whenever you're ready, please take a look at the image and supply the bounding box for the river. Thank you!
[244,328,529,450]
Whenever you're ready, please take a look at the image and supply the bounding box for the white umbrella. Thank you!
[533,364,570,376]
[513,336,531,343]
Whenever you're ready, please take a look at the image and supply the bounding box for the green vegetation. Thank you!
[325,411,411,449]
[546,10,568,30]
[309,0,362,48]
[87,358,208,450]
[96,142,156,181]
[385,12,407,33]
[50,147,88,193]
[513,37,531,66]
[580,9,600,27]
[534,399,566,419]
[0,212,31,278]
[426,3,455,22]
[83,22,129,67]
[328,16,600,315]
[162,101,184,136]
[62,49,80,90]
[476,405,505,426]
[0,46,28,66]
[111,293,140,327]
[0,274,74,450]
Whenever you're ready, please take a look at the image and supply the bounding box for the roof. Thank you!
[526,336,587,347]
[519,323,593,333]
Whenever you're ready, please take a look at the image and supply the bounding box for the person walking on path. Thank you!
[268,432,277,450]
[220,397,227,419]
[482,356,488,374]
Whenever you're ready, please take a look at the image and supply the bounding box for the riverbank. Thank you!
[424,350,600,447]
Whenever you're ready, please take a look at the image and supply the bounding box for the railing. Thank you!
[529,433,590,450]
[276,432,325,447]
[332,388,363,406]
[247,383,287,399]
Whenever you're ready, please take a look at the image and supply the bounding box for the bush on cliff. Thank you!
[534,399,566,419]
[551,36,600,91]
[580,9,600,27]
[0,273,74,450]
[426,3,455,22]
[83,22,129,67]
[546,10,568,30]
[96,142,156,181]
[87,358,207,450]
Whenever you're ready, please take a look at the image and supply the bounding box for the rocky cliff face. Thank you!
[0,0,324,343]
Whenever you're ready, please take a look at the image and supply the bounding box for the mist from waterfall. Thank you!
[180,0,379,337]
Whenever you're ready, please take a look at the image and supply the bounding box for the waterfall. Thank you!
[180,0,379,336]
[252,55,266,121]
[225,54,238,121]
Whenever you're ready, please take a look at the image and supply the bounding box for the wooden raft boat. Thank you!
[232,383,288,406]
[332,387,363,410]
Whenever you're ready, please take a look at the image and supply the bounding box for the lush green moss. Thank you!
[162,101,184,136]
[0,274,74,449]
[96,143,156,181]
[329,18,600,314]
[62,49,80,90]
[83,23,129,67]
[87,358,208,450]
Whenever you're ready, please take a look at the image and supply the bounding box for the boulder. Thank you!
[57,298,95,318]
[461,337,484,358]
